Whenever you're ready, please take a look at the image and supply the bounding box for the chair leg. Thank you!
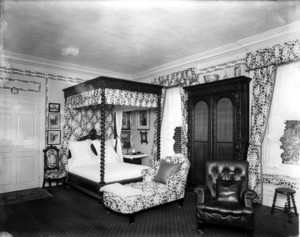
[178,198,184,208]
[129,214,134,225]
[197,222,204,234]
[287,195,292,223]
[247,229,254,237]
[62,178,66,188]
[291,194,298,216]
[42,179,46,189]
[271,191,277,215]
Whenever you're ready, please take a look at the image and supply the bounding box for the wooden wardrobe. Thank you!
[184,76,251,186]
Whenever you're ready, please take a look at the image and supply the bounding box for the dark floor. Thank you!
[0,186,298,237]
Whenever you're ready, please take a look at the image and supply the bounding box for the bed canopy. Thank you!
[62,76,163,186]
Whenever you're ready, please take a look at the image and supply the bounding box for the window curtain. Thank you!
[113,105,123,161]
[149,88,165,167]
[246,39,300,203]
[179,86,189,158]
[161,87,183,157]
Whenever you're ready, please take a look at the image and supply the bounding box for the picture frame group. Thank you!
[47,103,61,145]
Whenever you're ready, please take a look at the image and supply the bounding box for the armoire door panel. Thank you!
[192,142,208,185]
[216,143,234,160]
[194,101,209,141]
[216,98,233,142]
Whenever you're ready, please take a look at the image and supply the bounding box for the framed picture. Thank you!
[47,130,61,145]
[48,113,61,129]
[137,110,150,130]
[122,112,131,130]
[121,130,131,148]
[49,103,60,112]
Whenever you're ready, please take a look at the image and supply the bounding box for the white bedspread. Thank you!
[68,162,149,183]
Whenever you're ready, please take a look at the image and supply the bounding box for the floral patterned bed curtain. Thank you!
[246,40,300,203]
[61,103,114,167]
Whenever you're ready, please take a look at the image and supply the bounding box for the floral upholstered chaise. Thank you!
[101,154,190,224]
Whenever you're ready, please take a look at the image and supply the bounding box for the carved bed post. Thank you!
[156,95,162,161]
[113,112,118,151]
[100,88,106,185]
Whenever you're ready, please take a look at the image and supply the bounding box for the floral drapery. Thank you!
[246,39,300,203]
[246,65,276,203]
[149,88,165,167]
[151,67,198,87]
[179,87,189,158]
[246,40,300,70]
[67,88,160,109]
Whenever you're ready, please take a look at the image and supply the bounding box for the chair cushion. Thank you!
[153,160,182,184]
[216,180,241,203]
[102,182,169,214]
[44,170,67,179]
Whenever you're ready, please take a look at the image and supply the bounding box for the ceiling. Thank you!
[2,1,300,77]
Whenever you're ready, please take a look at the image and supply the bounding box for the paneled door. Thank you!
[0,95,43,193]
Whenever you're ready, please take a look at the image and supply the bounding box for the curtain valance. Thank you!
[66,88,159,109]
[151,67,198,87]
[246,40,300,71]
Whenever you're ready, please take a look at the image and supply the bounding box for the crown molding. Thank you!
[0,50,133,80]
[134,21,300,81]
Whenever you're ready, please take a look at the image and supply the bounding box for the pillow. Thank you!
[216,180,242,203]
[105,144,119,163]
[91,139,119,163]
[68,140,98,167]
[153,160,183,184]
[91,139,116,156]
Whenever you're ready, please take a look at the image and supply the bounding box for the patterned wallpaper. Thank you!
[151,59,247,87]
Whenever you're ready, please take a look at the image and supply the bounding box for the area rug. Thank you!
[0,188,53,206]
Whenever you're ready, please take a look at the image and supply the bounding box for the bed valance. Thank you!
[66,88,160,109]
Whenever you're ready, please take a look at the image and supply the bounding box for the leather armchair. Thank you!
[194,160,257,234]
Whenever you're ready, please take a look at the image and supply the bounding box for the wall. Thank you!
[134,28,300,209]
[0,53,126,188]
[130,109,155,165]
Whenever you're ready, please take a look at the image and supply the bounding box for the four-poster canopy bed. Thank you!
[62,76,163,199]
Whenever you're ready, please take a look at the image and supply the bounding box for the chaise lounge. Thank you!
[101,154,190,224]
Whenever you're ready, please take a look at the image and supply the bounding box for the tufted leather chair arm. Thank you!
[242,189,257,208]
[194,185,211,204]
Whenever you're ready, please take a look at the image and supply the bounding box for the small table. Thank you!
[123,154,148,165]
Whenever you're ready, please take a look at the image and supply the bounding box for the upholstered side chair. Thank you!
[43,145,67,188]
[194,160,257,235]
